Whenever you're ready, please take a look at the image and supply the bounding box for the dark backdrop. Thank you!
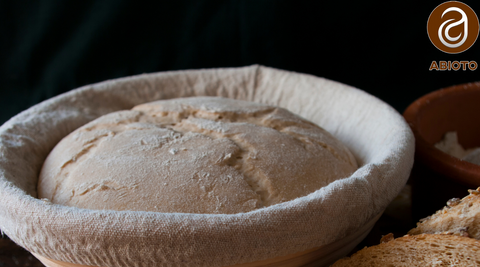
[1,0,480,125]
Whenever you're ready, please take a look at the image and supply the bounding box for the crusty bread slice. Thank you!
[408,188,480,240]
[331,234,480,266]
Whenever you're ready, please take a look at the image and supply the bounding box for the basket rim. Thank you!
[0,65,414,267]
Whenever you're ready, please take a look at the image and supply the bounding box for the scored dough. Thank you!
[38,97,357,214]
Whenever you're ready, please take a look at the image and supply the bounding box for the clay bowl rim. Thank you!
[403,81,480,187]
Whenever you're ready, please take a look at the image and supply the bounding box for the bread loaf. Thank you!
[38,96,357,214]
[408,188,480,240]
[331,234,480,266]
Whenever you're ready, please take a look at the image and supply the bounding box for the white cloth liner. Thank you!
[0,65,415,267]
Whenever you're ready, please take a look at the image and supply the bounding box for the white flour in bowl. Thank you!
[435,131,480,165]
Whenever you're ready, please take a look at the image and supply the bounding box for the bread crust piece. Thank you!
[38,97,357,214]
[408,188,480,240]
[331,234,480,267]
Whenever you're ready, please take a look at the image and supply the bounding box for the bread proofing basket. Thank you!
[0,65,414,267]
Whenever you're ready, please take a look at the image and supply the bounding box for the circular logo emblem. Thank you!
[427,1,479,54]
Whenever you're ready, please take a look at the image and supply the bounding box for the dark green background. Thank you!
[1,0,480,125]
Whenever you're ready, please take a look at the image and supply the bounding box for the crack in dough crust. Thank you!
[38,97,358,214]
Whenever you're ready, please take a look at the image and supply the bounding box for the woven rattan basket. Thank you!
[0,65,414,267]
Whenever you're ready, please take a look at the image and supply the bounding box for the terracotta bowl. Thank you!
[403,82,480,220]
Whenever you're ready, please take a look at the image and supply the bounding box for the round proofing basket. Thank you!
[0,65,414,267]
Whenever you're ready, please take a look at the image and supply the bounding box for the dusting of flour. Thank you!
[38,97,358,214]
[435,131,480,165]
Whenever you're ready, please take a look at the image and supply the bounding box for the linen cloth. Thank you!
[0,65,415,267]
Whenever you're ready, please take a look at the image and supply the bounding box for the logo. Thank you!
[427,1,479,54]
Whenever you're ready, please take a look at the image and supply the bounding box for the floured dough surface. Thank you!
[38,97,357,214]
